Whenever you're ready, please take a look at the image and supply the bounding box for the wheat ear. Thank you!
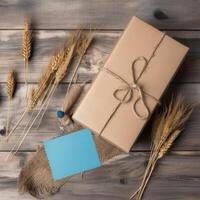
[130,96,194,200]
[6,44,62,140]
[37,31,84,128]
[137,129,182,200]
[133,130,182,199]
[22,20,32,97]
[6,70,16,135]
[12,32,81,153]
[34,31,81,129]
[67,32,94,94]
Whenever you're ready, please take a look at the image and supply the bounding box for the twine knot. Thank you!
[110,56,150,119]
[101,55,162,120]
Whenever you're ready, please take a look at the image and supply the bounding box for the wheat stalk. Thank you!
[66,32,94,94]
[6,69,16,135]
[33,33,81,130]
[6,45,68,141]
[7,70,15,99]
[30,31,81,110]
[6,31,92,159]
[6,46,63,142]
[31,48,66,109]
[34,31,84,130]
[130,96,194,200]
[9,31,82,155]
[157,129,181,159]
[5,111,35,161]
[6,86,37,140]
[5,84,55,161]
[22,20,31,61]
[26,87,35,112]
[22,20,32,97]
[136,130,182,200]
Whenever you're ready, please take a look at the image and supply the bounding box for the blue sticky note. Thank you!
[44,129,101,180]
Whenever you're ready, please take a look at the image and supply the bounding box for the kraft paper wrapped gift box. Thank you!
[73,16,189,153]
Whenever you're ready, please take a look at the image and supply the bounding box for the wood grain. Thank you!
[0,1,200,199]
[0,0,200,30]
[0,152,199,200]
[0,152,35,200]
[0,83,199,151]
[0,30,199,83]
[51,152,200,200]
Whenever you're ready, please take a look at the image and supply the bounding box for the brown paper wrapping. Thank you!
[73,16,189,153]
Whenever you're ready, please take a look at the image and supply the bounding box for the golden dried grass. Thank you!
[6,69,16,136]
[22,19,32,99]
[130,96,194,200]
[21,20,32,61]
[6,31,84,157]
[7,69,15,100]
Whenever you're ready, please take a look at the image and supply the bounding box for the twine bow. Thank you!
[101,57,160,120]
[113,56,150,119]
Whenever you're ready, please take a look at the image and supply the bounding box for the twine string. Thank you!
[101,56,160,120]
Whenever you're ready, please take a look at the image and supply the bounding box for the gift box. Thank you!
[73,16,189,153]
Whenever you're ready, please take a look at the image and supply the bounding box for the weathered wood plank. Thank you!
[0,152,199,200]
[0,0,200,30]
[51,152,200,200]
[0,152,35,200]
[0,30,115,83]
[0,1,199,200]
[0,83,199,151]
[0,30,199,83]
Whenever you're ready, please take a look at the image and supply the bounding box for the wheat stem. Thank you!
[129,187,141,199]
[25,60,29,99]
[13,99,50,154]
[130,96,193,200]
[22,19,31,97]
[35,82,55,129]
[9,31,83,151]
[6,109,28,141]
[67,32,93,94]
[13,83,57,153]
[129,151,158,199]
[36,83,57,130]
[13,111,36,155]
[66,55,82,94]
[6,100,11,136]
[9,83,53,155]
[129,154,158,199]
[137,160,157,200]
[5,111,35,161]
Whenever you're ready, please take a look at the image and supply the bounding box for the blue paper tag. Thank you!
[44,129,101,180]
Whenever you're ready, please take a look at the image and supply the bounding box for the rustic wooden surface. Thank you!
[0,1,200,199]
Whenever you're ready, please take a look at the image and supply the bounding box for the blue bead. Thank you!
[56,110,65,118]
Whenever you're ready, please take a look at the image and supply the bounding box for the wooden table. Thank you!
[0,1,200,199]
